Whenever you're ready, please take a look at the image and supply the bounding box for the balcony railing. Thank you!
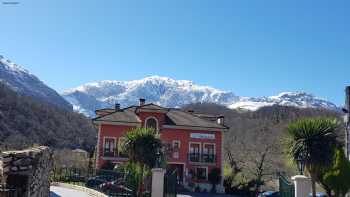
[103,151,129,158]
[188,153,216,163]
[103,151,115,157]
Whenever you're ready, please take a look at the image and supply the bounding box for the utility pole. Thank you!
[345,86,350,159]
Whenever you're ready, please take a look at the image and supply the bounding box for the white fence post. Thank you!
[151,168,166,197]
[292,175,311,197]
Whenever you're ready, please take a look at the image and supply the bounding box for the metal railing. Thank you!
[279,174,295,197]
[51,167,139,197]
[0,185,18,197]
[188,153,216,163]
[103,151,129,158]
[164,170,177,197]
[103,151,115,157]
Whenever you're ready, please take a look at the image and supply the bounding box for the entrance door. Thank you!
[167,164,184,185]
[7,174,28,197]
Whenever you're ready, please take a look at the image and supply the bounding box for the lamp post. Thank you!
[296,155,306,175]
[155,148,162,168]
[344,86,350,159]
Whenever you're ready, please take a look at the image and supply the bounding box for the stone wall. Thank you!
[0,146,53,197]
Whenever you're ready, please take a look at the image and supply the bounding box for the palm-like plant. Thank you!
[124,127,162,197]
[286,118,339,197]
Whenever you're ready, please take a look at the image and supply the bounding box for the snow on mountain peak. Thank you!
[0,55,73,110]
[231,91,337,111]
[62,76,338,117]
[0,56,33,77]
[62,76,238,116]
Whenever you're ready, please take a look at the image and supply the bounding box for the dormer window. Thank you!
[145,117,158,131]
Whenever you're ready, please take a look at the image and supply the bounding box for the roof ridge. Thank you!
[168,109,227,129]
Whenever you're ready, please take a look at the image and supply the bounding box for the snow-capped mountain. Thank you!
[62,76,338,116]
[0,55,72,110]
[230,92,338,111]
[62,76,239,116]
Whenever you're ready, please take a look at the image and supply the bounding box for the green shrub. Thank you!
[208,168,221,193]
[323,148,350,196]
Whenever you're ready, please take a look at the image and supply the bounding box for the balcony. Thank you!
[103,151,115,157]
[103,151,129,159]
[188,153,216,164]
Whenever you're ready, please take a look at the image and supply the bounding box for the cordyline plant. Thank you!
[123,127,162,197]
[285,117,339,197]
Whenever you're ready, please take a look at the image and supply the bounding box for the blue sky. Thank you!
[1,0,349,105]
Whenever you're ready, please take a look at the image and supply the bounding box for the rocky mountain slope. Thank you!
[0,55,72,110]
[62,76,338,116]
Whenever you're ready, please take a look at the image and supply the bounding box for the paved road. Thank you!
[178,192,240,197]
[50,186,90,197]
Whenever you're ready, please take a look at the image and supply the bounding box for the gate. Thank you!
[164,169,177,197]
[0,185,18,197]
[279,174,295,197]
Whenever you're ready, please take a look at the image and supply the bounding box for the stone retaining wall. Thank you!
[0,146,52,197]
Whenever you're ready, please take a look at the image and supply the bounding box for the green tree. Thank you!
[285,118,339,197]
[124,128,162,197]
[323,148,350,197]
[208,168,221,193]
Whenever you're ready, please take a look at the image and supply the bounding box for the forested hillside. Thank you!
[183,103,342,183]
[0,82,96,151]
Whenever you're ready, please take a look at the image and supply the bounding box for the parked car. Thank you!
[258,191,280,197]
[99,178,134,195]
[85,177,106,189]
[308,192,327,197]
[85,175,115,189]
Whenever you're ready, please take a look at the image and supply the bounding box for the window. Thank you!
[172,140,180,159]
[145,117,158,131]
[189,143,200,154]
[189,143,201,162]
[118,137,128,158]
[103,138,116,157]
[203,144,214,155]
[203,144,215,163]
[195,167,207,180]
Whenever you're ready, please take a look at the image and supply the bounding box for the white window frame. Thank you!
[144,116,159,132]
[172,140,181,159]
[117,137,128,158]
[103,137,117,157]
[188,142,201,154]
[203,143,216,155]
[195,166,208,181]
[172,140,181,149]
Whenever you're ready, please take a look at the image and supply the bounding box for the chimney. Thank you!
[115,103,120,111]
[139,98,146,106]
[217,115,224,125]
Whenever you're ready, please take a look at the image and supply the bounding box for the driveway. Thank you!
[50,186,90,197]
[178,192,241,197]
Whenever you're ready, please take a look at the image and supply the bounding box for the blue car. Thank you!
[258,191,280,197]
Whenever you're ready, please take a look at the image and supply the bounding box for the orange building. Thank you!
[93,99,228,192]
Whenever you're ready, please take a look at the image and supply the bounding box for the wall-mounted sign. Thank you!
[190,133,215,140]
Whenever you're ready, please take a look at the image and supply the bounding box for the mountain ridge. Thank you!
[62,76,338,116]
[0,55,73,110]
